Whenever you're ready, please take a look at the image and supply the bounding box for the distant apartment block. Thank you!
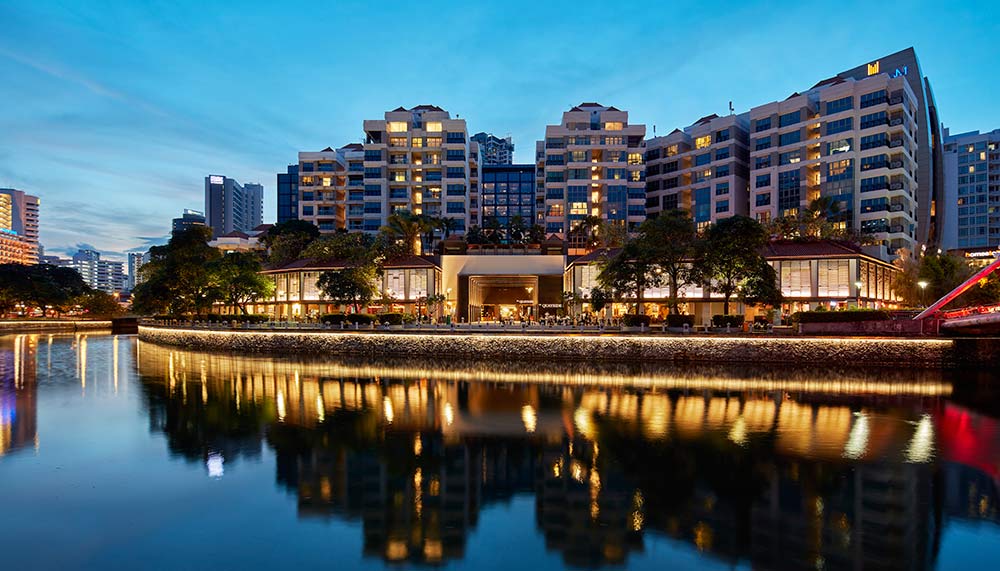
[171,209,206,235]
[536,103,646,246]
[204,175,263,238]
[127,251,151,290]
[471,132,514,165]
[645,113,751,230]
[47,249,126,293]
[0,188,40,264]
[941,127,1000,253]
[276,164,299,223]
[297,105,480,244]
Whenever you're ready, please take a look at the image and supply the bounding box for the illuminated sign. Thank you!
[966,250,1000,259]
[866,61,908,78]
[209,175,225,185]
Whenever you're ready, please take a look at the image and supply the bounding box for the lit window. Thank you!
[425,121,442,132]
[322,177,332,187]
[665,144,679,157]
[604,122,624,131]
[389,137,408,147]
[387,122,408,133]
[627,153,642,165]
[695,135,712,149]
[570,202,588,215]
[411,137,423,148]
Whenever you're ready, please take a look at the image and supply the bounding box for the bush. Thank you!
[320,313,346,325]
[377,313,405,326]
[712,314,745,328]
[402,313,417,324]
[622,314,652,327]
[792,310,891,324]
[203,313,269,323]
[348,313,375,325]
[666,314,695,328]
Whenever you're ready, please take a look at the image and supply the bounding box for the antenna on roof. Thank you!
[729,101,734,115]
[653,125,656,134]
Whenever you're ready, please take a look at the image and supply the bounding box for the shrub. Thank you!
[348,313,375,325]
[203,313,269,324]
[377,313,405,326]
[320,313,346,325]
[622,314,652,327]
[402,313,417,324]
[712,314,745,328]
[793,310,891,324]
[666,314,695,328]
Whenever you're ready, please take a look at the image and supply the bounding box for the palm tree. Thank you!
[381,210,424,255]
[509,215,527,244]
[437,216,459,239]
[570,215,604,250]
[804,196,842,237]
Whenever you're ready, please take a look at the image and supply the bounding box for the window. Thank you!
[694,169,711,183]
[860,133,887,150]
[861,197,888,212]
[755,136,772,151]
[627,152,642,165]
[446,132,465,143]
[716,182,730,196]
[387,121,408,133]
[756,193,771,207]
[695,153,711,166]
[860,111,887,129]
[756,174,771,188]
[755,156,771,169]
[825,96,853,115]
[860,176,887,193]
[828,138,852,155]
[779,150,801,165]
[715,147,730,161]
[604,121,624,130]
[364,202,381,214]
[860,90,887,109]
[695,135,712,149]
[446,184,465,196]
[779,111,801,127]
[860,155,887,171]
[694,187,711,222]
[827,159,853,181]
[446,202,465,213]
[663,161,679,173]
[778,170,800,210]
[715,129,730,143]
[780,261,811,297]
[446,167,465,178]
[389,137,408,147]
[716,200,729,213]
[779,131,801,146]
[301,162,314,172]
[364,167,382,178]
[754,117,772,132]
[716,165,730,178]
[817,260,849,297]
[425,121,442,132]
[663,193,679,210]
[826,118,852,135]
[364,150,382,161]
[426,137,443,147]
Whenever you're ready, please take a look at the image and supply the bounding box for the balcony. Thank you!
[890,160,904,169]
[889,96,903,105]
[890,225,905,234]
[890,117,904,127]
[889,181,904,191]
[889,139,904,148]
[889,203,905,212]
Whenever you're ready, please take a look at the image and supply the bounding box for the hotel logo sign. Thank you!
[866,60,909,78]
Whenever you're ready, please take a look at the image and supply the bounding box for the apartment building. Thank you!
[276,164,299,224]
[747,72,921,257]
[941,127,1000,254]
[171,209,206,235]
[0,188,40,264]
[297,106,480,245]
[644,113,751,229]
[204,175,264,238]
[47,249,126,293]
[537,103,646,246]
[471,132,514,165]
[479,164,539,233]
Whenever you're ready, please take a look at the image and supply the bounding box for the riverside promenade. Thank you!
[137,323,1000,369]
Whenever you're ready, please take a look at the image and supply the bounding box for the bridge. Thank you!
[915,254,1000,333]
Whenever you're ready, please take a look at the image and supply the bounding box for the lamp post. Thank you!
[917,280,929,308]
[854,280,863,308]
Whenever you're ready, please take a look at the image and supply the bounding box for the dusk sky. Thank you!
[1,0,997,260]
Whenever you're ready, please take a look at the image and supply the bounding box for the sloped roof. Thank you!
[219,231,250,239]
[320,146,335,152]
[567,247,620,266]
[762,239,866,258]
[262,255,441,274]
[340,143,364,150]
[694,113,720,125]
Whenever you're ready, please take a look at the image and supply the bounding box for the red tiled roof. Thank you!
[762,239,865,258]
[262,255,440,274]
[219,231,250,239]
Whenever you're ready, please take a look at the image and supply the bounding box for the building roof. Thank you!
[567,247,620,266]
[319,146,335,152]
[694,113,720,125]
[218,231,250,239]
[340,143,364,151]
[762,239,866,258]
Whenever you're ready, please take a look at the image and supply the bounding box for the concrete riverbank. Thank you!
[0,320,112,333]
[138,325,998,368]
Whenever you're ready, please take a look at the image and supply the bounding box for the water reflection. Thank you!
[0,335,38,456]
[131,341,1000,569]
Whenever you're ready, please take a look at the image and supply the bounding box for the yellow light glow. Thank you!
[443,402,454,426]
[384,396,394,423]
[521,405,537,433]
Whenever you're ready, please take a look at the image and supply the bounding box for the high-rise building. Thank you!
[171,209,206,235]
[204,175,264,238]
[835,48,943,247]
[297,106,480,245]
[0,188,40,264]
[479,164,539,234]
[747,71,920,257]
[45,249,126,293]
[471,132,514,165]
[645,113,751,230]
[127,251,151,290]
[941,127,1000,254]
[276,164,299,223]
[537,103,646,246]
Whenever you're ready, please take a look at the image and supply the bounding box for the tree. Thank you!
[589,287,612,314]
[381,210,425,255]
[483,217,504,244]
[132,226,222,316]
[78,290,123,317]
[892,250,999,308]
[436,216,459,239]
[261,220,320,247]
[528,224,546,245]
[598,240,662,315]
[0,263,90,317]
[740,257,783,309]
[569,215,604,250]
[262,220,320,265]
[640,210,697,314]
[317,265,380,314]
[509,215,528,244]
[210,252,274,314]
[465,225,485,245]
[693,216,773,316]
[301,232,375,263]
[424,293,446,320]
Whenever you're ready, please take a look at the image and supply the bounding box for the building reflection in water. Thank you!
[136,341,999,569]
[0,334,38,457]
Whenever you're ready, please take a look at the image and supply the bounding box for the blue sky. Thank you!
[0,0,997,259]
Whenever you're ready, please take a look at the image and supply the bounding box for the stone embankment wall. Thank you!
[138,325,977,368]
[0,320,112,332]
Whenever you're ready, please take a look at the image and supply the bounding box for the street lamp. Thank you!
[854,280,863,308]
[917,280,929,307]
